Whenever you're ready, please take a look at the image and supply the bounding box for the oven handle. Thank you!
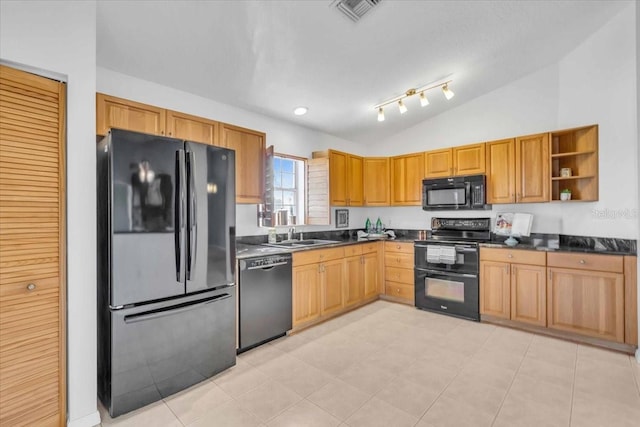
[414,244,477,252]
[416,268,477,278]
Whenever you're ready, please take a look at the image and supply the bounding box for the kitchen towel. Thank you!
[426,245,441,263]
[439,246,457,264]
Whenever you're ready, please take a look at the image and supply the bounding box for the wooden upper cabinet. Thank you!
[515,133,550,203]
[454,143,485,176]
[363,157,390,206]
[96,93,166,136]
[424,148,452,178]
[390,152,424,205]
[219,123,266,204]
[347,155,364,206]
[486,138,516,204]
[166,110,219,145]
[424,143,485,178]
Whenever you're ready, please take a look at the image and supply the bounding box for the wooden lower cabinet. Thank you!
[511,264,546,326]
[363,252,379,298]
[320,259,345,315]
[383,241,414,304]
[547,267,624,343]
[292,263,321,325]
[344,255,363,306]
[479,261,511,319]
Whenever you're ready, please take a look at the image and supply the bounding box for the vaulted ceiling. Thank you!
[96,0,629,143]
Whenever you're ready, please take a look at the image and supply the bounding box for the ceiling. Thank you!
[96,0,629,144]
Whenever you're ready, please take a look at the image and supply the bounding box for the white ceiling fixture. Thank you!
[374,79,454,122]
[332,0,382,22]
[293,106,308,116]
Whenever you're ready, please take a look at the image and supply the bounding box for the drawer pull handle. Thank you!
[507,254,513,258]
[26,283,36,291]
[396,245,401,249]
[579,259,585,264]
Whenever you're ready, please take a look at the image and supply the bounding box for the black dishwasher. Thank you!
[238,254,292,352]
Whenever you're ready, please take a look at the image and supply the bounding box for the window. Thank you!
[273,154,306,224]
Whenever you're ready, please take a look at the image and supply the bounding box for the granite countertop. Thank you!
[479,242,635,256]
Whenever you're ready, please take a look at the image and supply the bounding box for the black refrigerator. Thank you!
[97,129,236,417]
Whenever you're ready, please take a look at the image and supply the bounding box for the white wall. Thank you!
[0,1,99,426]
[370,4,638,240]
[98,68,369,236]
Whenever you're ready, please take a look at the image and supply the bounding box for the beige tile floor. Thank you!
[99,300,640,427]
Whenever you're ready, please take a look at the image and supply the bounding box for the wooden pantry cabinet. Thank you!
[424,143,485,178]
[547,252,625,343]
[0,65,66,426]
[480,248,547,326]
[390,152,424,206]
[485,134,549,204]
[383,241,415,304]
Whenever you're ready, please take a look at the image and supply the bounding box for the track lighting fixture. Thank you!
[374,78,454,121]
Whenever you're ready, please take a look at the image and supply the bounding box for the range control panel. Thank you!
[431,217,491,231]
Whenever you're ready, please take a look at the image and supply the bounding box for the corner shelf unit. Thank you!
[550,125,598,201]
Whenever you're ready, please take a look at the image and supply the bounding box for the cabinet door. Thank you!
[511,264,546,326]
[363,157,390,206]
[479,261,510,319]
[453,143,485,176]
[344,255,363,306]
[363,252,379,298]
[424,148,452,178]
[547,268,624,342]
[166,110,219,145]
[486,139,516,204]
[328,150,348,206]
[515,133,549,203]
[320,259,345,315]
[292,264,321,326]
[390,153,424,205]
[220,123,265,204]
[0,65,66,427]
[347,155,364,206]
[96,93,166,136]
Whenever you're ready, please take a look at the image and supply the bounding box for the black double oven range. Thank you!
[414,217,492,321]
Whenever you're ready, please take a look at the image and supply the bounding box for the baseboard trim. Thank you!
[68,410,101,427]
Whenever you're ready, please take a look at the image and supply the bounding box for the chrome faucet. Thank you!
[287,227,295,241]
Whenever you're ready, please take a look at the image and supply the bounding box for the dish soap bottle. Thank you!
[365,218,371,233]
[376,217,383,233]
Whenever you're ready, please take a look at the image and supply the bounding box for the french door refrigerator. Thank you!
[97,129,236,417]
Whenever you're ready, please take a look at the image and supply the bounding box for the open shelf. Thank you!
[550,125,598,202]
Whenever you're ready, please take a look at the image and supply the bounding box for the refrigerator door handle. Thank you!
[175,149,186,282]
[123,293,232,324]
[187,150,197,281]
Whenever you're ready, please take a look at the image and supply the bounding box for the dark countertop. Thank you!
[479,242,635,256]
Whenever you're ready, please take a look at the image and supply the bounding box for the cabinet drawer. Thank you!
[293,247,344,266]
[385,266,414,284]
[360,241,381,254]
[385,281,414,301]
[547,252,623,273]
[384,241,414,254]
[384,252,414,269]
[480,248,546,266]
[344,244,363,257]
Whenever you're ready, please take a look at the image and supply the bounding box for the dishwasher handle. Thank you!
[246,261,291,270]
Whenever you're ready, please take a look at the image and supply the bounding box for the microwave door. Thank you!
[426,183,468,209]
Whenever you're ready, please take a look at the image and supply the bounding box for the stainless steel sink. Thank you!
[262,239,340,248]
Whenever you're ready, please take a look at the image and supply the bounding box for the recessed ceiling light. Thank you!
[293,106,308,116]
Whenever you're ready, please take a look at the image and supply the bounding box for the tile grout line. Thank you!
[488,334,532,427]
[160,399,186,427]
[567,345,580,427]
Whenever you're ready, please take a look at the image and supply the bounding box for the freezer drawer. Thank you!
[98,287,236,417]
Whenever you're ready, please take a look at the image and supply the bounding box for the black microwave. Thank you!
[422,174,491,211]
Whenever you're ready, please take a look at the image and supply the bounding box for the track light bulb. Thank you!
[398,99,408,114]
[442,84,455,100]
[419,92,429,107]
[377,107,385,122]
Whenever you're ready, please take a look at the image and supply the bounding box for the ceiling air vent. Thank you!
[333,0,382,22]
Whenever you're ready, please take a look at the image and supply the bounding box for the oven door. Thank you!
[414,243,478,274]
[414,268,479,321]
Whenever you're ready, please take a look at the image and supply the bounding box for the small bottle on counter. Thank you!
[375,217,383,233]
[365,218,371,232]
[268,228,277,243]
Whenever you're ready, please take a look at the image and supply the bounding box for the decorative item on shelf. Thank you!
[335,209,349,228]
[374,76,455,122]
[560,188,572,201]
[560,168,572,177]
